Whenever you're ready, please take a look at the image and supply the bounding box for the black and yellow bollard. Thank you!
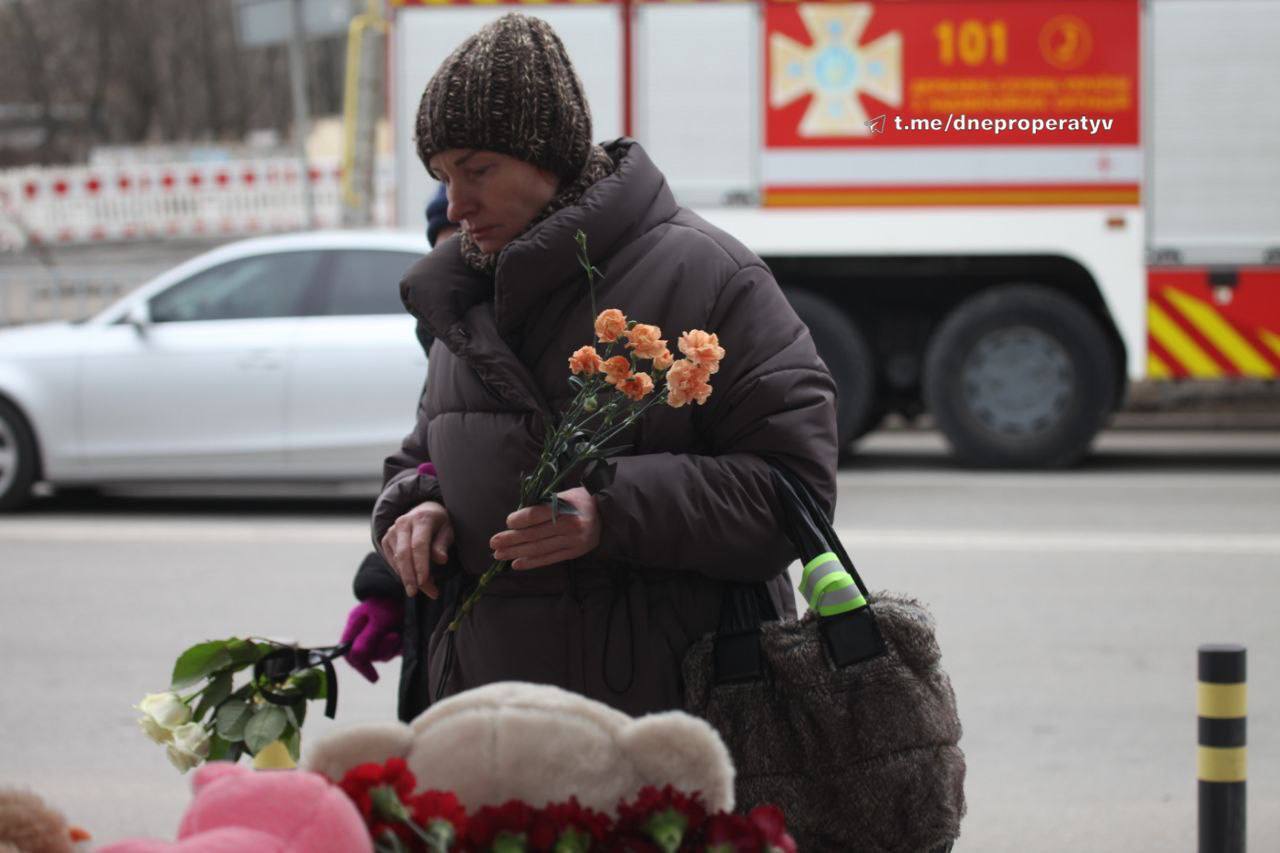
[1198,644,1246,853]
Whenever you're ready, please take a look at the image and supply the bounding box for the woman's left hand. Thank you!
[490,487,602,570]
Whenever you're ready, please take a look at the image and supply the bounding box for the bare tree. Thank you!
[0,0,352,166]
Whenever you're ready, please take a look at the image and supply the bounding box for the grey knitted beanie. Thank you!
[415,13,594,182]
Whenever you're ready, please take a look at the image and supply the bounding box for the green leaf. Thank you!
[292,668,327,700]
[215,700,253,742]
[284,701,306,730]
[206,733,233,762]
[193,672,233,721]
[568,375,585,391]
[171,641,234,690]
[227,638,260,665]
[283,725,301,762]
[244,705,288,754]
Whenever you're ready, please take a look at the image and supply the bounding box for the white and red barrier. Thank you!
[0,158,396,249]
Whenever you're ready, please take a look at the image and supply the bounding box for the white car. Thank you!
[0,231,432,509]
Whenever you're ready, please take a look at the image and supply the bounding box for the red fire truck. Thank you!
[387,0,1280,466]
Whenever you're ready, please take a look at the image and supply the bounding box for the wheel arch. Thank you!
[763,253,1129,412]
[0,388,46,484]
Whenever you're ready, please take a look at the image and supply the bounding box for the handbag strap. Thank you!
[768,463,870,617]
[710,461,887,684]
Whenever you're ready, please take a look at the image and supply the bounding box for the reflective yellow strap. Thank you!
[800,551,839,589]
[809,572,853,610]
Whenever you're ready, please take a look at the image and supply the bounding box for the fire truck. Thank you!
[385,0,1280,467]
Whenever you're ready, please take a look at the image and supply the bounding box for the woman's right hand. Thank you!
[381,500,454,599]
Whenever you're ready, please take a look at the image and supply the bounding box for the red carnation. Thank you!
[614,786,707,851]
[747,805,796,853]
[703,812,765,851]
[336,758,419,844]
[410,789,468,841]
[531,798,612,849]
[466,799,538,849]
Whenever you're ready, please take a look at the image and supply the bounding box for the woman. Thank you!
[348,12,839,719]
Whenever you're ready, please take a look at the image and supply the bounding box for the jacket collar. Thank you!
[400,138,678,341]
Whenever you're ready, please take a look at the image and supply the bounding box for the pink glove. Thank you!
[340,597,404,683]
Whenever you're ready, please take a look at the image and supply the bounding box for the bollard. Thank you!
[1198,644,1246,853]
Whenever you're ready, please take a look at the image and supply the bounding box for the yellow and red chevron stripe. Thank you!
[1147,267,1280,379]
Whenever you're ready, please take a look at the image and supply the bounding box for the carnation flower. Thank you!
[338,758,419,843]
[678,330,725,374]
[625,323,669,360]
[527,799,611,850]
[595,308,628,343]
[615,785,707,851]
[601,355,633,387]
[409,789,468,834]
[617,372,655,402]
[664,359,713,408]
[652,349,674,371]
[568,345,604,376]
[748,804,797,853]
[466,800,538,849]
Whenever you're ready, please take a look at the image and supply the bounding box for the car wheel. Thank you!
[784,289,879,453]
[0,398,38,510]
[923,285,1117,468]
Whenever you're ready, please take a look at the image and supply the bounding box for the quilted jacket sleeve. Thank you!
[371,370,446,558]
[587,264,840,583]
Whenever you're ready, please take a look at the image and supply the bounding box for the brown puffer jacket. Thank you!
[372,138,839,717]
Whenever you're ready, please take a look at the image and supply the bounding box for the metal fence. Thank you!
[0,156,395,249]
[0,156,398,326]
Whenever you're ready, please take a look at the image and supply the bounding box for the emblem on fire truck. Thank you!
[769,3,902,137]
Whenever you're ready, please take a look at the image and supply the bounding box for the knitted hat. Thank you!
[415,13,593,182]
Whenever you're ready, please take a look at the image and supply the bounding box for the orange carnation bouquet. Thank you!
[449,230,725,629]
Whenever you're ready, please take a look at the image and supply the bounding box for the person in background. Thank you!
[346,12,837,719]
[339,184,458,722]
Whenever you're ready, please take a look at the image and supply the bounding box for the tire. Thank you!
[923,285,1117,468]
[784,289,879,452]
[0,397,38,510]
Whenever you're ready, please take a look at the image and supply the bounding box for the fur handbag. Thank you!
[682,463,966,853]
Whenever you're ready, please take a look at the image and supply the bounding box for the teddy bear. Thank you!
[97,762,372,853]
[0,788,92,853]
[301,681,735,815]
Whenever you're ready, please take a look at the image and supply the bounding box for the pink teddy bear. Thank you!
[99,763,371,853]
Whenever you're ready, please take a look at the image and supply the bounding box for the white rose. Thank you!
[165,723,211,773]
[136,692,191,731]
[137,714,172,744]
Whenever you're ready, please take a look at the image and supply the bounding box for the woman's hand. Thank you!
[490,487,601,571]
[381,500,454,598]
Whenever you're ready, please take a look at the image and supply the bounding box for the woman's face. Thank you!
[429,149,560,254]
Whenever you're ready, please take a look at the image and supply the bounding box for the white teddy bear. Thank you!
[302,682,735,813]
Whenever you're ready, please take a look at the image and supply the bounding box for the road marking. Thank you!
[2,518,1278,556]
[835,528,1280,555]
[0,519,368,544]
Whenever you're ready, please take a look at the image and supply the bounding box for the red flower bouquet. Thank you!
[333,761,794,853]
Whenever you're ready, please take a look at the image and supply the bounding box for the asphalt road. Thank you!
[1,428,1278,850]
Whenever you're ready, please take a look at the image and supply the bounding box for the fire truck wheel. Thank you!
[923,285,1116,468]
[0,397,38,510]
[784,289,879,453]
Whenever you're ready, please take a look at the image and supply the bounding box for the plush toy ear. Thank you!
[300,722,414,783]
[619,712,736,813]
[190,762,251,795]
